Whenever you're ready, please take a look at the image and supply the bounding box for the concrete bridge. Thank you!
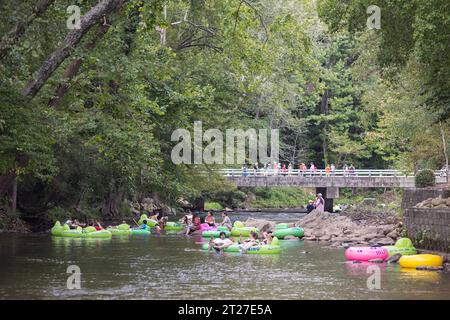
[219,169,448,212]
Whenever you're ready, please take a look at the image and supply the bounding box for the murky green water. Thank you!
[1,213,450,299]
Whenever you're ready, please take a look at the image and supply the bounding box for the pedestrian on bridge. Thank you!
[310,163,316,176]
[325,165,331,176]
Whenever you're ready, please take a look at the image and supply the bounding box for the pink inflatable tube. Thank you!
[200,223,217,232]
[345,246,389,261]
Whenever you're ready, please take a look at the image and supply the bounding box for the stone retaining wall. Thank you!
[401,188,450,209]
[404,208,450,253]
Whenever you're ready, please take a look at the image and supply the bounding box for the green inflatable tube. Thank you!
[384,246,417,256]
[83,229,112,239]
[201,243,281,254]
[202,230,231,238]
[383,238,417,256]
[275,223,289,230]
[231,227,259,237]
[107,227,131,235]
[131,228,151,235]
[138,215,158,227]
[51,221,64,236]
[164,222,185,231]
[273,227,304,239]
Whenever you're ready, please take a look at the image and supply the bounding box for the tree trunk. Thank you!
[0,0,55,59]
[0,172,16,199]
[440,121,449,183]
[21,0,127,98]
[11,175,17,214]
[320,90,329,166]
[48,22,111,108]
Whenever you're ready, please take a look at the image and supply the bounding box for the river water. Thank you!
[0,212,449,300]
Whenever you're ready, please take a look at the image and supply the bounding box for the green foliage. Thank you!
[248,187,311,208]
[204,202,223,210]
[0,0,448,229]
[415,170,436,188]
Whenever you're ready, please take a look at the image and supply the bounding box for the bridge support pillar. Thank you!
[316,187,339,213]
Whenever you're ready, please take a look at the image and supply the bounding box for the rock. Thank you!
[363,233,379,241]
[369,237,394,246]
[416,266,443,271]
[225,207,232,212]
[386,230,398,239]
[243,218,276,233]
[142,197,154,204]
[361,198,377,206]
[431,197,441,206]
[446,198,450,206]
[319,235,332,241]
[368,258,384,263]
[386,253,402,263]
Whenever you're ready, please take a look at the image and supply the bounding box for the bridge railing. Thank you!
[215,169,446,178]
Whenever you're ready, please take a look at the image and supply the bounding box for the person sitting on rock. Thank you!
[306,200,315,214]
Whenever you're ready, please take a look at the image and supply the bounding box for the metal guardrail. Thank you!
[215,169,447,178]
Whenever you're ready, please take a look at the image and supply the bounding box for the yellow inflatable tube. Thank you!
[399,254,443,269]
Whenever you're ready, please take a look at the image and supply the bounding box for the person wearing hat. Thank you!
[306,200,315,214]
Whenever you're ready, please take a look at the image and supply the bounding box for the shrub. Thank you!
[415,169,436,188]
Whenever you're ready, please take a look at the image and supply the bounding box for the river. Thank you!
[1,211,449,299]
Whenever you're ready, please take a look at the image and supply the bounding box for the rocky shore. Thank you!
[243,204,402,248]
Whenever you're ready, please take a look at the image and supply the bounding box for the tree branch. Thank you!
[0,0,55,60]
[21,0,128,98]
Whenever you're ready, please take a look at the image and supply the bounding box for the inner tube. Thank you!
[233,221,245,228]
[107,227,131,236]
[345,246,389,261]
[131,228,151,235]
[202,230,231,238]
[399,254,443,269]
[201,243,281,254]
[273,227,304,239]
[83,229,112,239]
[164,222,185,231]
[61,227,83,238]
[231,227,259,237]
[51,221,64,236]
[275,223,289,230]
[138,215,158,227]
[383,238,417,256]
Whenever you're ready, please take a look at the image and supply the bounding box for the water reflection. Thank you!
[344,261,388,277]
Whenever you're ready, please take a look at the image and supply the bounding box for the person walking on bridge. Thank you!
[325,165,331,176]
[331,164,336,176]
[309,163,316,176]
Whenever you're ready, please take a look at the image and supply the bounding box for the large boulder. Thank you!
[243,218,276,233]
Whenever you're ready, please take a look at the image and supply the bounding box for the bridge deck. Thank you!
[220,169,447,188]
